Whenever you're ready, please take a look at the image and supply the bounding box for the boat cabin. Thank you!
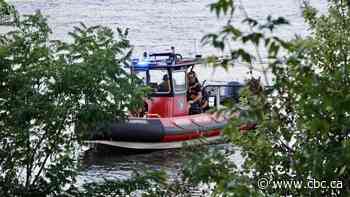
[131,51,201,118]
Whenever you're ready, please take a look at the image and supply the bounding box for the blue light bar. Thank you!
[132,58,154,71]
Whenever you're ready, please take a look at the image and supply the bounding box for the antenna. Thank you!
[171,46,176,65]
[194,39,198,56]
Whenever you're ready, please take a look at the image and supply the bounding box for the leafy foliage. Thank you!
[186,0,350,196]
[70,171,168,197]
[0,2,147,196]
[182,145,258,197]
[0,0,16,25]
[2,0,350,196]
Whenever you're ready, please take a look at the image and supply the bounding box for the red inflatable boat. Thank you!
[89,113,230,149]
[87,50,242,149]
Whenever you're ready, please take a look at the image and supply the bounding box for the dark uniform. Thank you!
[187,71,203,115]
[187,78,201,100]
[189,90,202,115]
[201,88,210,112]
[158,74,170,92]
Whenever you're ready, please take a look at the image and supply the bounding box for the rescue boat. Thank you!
[86,49,246,149]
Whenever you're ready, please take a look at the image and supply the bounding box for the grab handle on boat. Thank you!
[146,113,161,118]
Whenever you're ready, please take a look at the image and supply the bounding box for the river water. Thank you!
[7,0,328,191]
[8,0,327,84]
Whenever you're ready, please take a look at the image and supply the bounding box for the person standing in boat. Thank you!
[188,90,203,115]
[187,71,202,103]
[187,71,203,114]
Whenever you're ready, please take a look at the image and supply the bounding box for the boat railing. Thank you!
[203,84,273,109]
[203,84,243,109]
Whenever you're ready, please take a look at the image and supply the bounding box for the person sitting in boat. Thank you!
[158,74,171,93]
[187,71,202,103]
[188,90,203,115]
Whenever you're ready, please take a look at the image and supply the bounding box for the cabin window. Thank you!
[172,71,187,93]
[149,69,171,93]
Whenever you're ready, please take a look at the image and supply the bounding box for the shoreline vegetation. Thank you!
[1,0,349,196]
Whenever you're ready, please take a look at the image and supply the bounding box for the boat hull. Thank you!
[86,135,222,150]
[89,113,229,146]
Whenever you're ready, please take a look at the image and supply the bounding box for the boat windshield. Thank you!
[172,71,186,93]
[149,69,171,94]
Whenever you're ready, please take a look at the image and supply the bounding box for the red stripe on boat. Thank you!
[202,129,221,137]
[162,129,222,142]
